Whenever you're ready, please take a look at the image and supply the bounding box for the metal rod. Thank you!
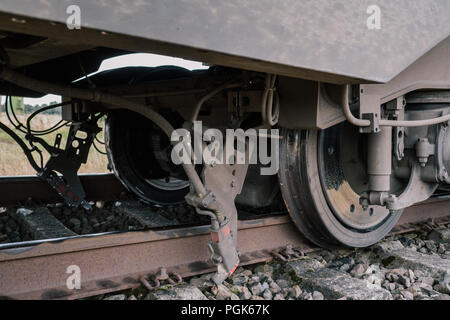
[342,85,450,128]
[190,80,241,123]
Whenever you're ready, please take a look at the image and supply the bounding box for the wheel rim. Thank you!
[105,110,190,205]
[279,124,403,248]
[147,177,190,191]
[318,123,391,231]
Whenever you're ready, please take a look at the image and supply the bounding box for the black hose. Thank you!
[6,95,70,135]
[0,121,41,172]
[31,120,70,136]
[5,96,26,132]
[92,139,107,155]
[26,101,70,136]
[8,96,26,130]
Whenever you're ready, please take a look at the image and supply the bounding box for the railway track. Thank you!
[0,175,449,300]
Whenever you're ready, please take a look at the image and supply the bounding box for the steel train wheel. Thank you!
[105,110,190,205]
[279,123,403,248]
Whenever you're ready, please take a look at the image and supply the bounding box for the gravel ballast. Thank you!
[100,221,450,300]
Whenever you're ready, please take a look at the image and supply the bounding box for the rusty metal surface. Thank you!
[0,1,448,83]
[0,215,309,299]
[359,37,450,119]
[0,199,448,299]
[0,174,126,205]
[396,197,450,226]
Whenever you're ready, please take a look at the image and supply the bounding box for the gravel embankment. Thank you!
[100,222,450,301]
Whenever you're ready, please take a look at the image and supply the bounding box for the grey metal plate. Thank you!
[0,0,449,83]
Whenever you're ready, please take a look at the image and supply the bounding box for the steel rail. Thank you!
[0,215,311,300]
[0,198,448,300]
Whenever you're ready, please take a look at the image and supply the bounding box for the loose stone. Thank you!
[249,282,264,296]
[312,291,324,300]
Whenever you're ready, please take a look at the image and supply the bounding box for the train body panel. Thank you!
[0,0,449,83]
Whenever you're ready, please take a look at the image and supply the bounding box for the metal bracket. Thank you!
[436,120,449,183]
[185,145,248,285]
[387,96,406,161]
[272,245,305,262]
[361,113,380,133]
[385,164,438,211]
[140,268,182,290]
[204,161,248,285]
[393,126,405,161]
[359,86,381,133]
[29,117,101,210]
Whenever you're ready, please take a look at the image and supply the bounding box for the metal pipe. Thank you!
[379,115,450,127]
[190,80,241,123]
[341,85,371,127]
[0,67,174,137]
[261,74,279,126]
[124,88,206,98]
[342,85,450,128]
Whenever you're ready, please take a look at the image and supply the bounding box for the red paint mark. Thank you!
[228,264,239,276]
[211,232,219,243]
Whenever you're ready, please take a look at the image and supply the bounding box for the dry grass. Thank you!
[0,112,109,176]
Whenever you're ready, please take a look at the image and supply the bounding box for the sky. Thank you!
[18,53,208,106]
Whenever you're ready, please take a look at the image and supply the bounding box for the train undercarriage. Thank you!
[0,14,449,284]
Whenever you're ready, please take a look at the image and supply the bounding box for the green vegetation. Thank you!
[1,96,61,115]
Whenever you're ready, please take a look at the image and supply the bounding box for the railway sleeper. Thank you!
[112,201,181,229]
[287,259,392,300]
[13,207,76,240]
[375,240,450,280]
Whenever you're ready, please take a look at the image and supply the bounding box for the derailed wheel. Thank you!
[279,123,403,248]
[105,110,190,205]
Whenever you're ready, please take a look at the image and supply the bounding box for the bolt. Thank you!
[418,157,427,167]
[328,146,334,156]
[359,197,369,211]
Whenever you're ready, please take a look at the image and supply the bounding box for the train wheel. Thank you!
[279,123,403,248]
[105,110,190,205]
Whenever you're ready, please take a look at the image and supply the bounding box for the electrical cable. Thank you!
[94,134,105,145]
[26,102,70,136]
[0,121,41,171]
[92,139,107,155]
[5,95,71,135]
[261,74,279,126]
